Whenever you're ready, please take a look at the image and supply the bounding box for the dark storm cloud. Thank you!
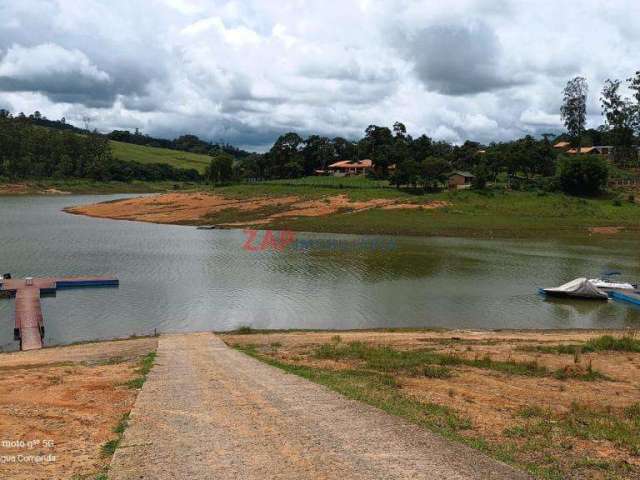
[149,116,286,150]
[404,22,522,95]
[0,42,162,108]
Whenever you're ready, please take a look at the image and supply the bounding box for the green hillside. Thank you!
[110,140,211,173]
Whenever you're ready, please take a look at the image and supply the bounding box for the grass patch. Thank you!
[100,439,119,457]
[100,412,131,469]
[517,405,547,419]
[521,334,640,355]
[101,412,130,457]
[561,402,640,455]
[315,342,554,378]
[124,351,156,389]
[110,140,211,173]
[421,365,453,379]
[114,413,130,435]
[262,189,640,238]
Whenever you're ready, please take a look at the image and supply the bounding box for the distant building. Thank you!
[553,141,571,151]
[327,159,373,176]
[555,142,640,161]
[448,171,475,190]
[565,146,612,157]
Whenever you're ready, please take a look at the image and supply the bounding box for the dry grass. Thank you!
[0,337,157,480]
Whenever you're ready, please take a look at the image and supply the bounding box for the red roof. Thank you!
[328,159,373,169]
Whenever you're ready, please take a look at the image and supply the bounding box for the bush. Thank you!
[540,176,561,192]
[472,164,489,190]
[558,155,609,196]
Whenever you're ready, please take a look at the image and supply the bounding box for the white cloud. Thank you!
[0,0,638,149]
[0,43,110,83]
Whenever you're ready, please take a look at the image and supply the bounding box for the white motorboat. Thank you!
[541,278,609,300]
[588,278,636,291]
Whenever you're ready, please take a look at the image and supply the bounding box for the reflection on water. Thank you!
[1,194,639,351]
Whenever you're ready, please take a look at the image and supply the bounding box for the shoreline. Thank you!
[2,327,639,357]
[63,189,640,240]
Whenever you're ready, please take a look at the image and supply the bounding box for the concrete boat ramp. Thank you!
[110,333,530,479]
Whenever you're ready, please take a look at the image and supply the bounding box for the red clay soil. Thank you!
[66,192,449,227]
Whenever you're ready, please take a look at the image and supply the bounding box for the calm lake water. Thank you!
[1,194,640,351]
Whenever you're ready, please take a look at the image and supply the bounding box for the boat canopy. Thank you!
[543,278,609,300]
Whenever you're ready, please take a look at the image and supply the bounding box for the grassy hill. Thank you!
[110,141,211,173]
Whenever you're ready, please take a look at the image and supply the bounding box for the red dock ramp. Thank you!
[1,275,118,351]
[14,288,45,351]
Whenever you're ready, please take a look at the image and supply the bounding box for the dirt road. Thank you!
[110,333,529,479]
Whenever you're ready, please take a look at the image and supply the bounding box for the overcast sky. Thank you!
[1,0,639,151]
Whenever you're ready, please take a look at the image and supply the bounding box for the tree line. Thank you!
[8,110,252,159]
[0,111,201,182]
[226,125,560,190]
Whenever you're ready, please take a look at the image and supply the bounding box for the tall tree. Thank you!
[332,137,356,161]
[560,77,588,149]
[360,125,394,176]
[628,71,640,140]
[601,79,636,166]
[269,132,304,178]
[302,136,335,175]
[420,156,449,190]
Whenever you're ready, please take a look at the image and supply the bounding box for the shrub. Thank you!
[558,155,609,196]
[472,164,489,190]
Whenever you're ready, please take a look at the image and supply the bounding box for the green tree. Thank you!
[332,137,356,161]
[206,153,234,184]
[302,135,335,175]
[420,156,448,190]
[561,77,588,149]
[559,155,608,196]
[360,125,394,176]
[269,132,304,178]
[472,163,489,190]
[601,79,636,166]
[391,157,420,188]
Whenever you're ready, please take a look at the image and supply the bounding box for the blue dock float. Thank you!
[56,278,120,289]
[609,290,640,306]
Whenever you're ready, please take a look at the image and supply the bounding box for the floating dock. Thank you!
[0,276,119,351]
[609,290,640,307]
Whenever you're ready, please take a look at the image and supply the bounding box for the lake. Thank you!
[1,194,639,351]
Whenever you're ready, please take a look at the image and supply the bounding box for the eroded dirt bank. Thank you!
[65,192,448,227]
[0,337,157,480]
